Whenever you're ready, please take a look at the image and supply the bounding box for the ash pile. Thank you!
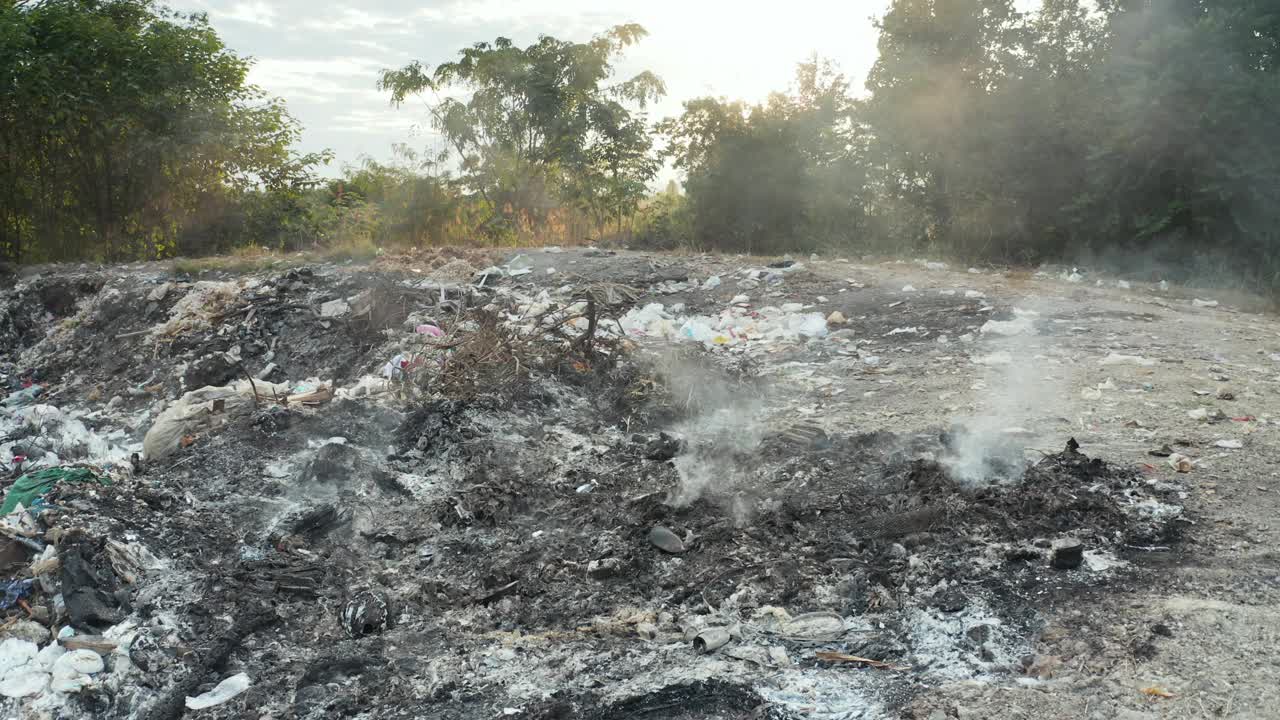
[0,256,1188,719]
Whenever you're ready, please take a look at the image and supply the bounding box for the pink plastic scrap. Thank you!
[415,324,444,337]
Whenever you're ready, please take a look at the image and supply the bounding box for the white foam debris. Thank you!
[1099,352,1156,366]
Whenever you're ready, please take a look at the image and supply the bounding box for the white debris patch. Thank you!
[617,302,827,348]
[152,281,251,337]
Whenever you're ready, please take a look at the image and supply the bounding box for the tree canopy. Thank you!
[7,0,1280,290]
[0,0,328,263]
[378,24,665,241]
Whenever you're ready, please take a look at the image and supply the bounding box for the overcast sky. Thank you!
[180,0,891,178]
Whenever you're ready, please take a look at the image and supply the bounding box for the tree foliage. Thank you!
[856,0,1280,281]
[659,61,867,254]
[0,0,328,263]
[379,24,665,241]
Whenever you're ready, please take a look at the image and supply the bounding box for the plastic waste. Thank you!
[51,649,103,675]
[415,324,444,337]
[826,311,846,325]
[693,627,732,654]
[1192,298,1219,308]
[185,672,252,709]
[0,671,47,698]
[143,380,289,460]
[1,386,42,409]
[0,638,37,676]
[702,276,722,290]
[341,591,389,638]
[1167,453,1193,473]
[382,354,409,380]
[319,299,350,318]
[1,468,108,515]
[504,254,534,276]
[648,526,685,554]
[1117,280,1131,289]
[1213,439,1243,449]
[0,579,35,609]
[790,313,828,338]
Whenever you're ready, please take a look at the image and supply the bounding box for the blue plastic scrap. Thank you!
[0,578,34,609]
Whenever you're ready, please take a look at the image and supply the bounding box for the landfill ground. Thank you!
[0,247,1278,720]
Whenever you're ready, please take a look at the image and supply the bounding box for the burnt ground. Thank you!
[0,249,1276,719]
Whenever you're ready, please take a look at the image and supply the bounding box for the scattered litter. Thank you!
[1192,299,1219,308]
[1050,539,1084,570]
[1167,453,1194,473]
[1,467,109,514]
[1100,352,1156,366]
[901,285,916,292]
[826,311,846,325]
[814,651,909,671]
[1213,439,1243,449]
[185,672,252,710]
[415,324,444,337]
[319,298,350,318]
[1117,280,1131,289]
[980,311,1037,337]
[702,276,722,290]
[693,627,731,654]
[505,254,534,276]
[648,526,685,554]
[618,302,827,348]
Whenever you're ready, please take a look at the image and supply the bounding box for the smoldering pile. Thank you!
[0,258,1192,720]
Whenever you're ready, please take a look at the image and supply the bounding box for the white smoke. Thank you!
[945,297,1060,485]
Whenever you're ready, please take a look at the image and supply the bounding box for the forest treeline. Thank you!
[3,0,1279,286]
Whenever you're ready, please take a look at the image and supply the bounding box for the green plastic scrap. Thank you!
[0,466,110,514]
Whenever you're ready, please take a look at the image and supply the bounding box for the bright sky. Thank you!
[181,0,892,178]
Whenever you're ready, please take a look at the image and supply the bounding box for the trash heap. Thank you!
[0,256,1191,720]
[618,302,828,348]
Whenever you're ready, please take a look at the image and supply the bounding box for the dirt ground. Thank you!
[0,249,1277,719]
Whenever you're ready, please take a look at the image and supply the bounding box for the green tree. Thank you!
[378,24,665,240]
[862,0,1028,253]
[0,0,328,263]
[659,61,867,254]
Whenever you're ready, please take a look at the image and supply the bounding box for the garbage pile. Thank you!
[0,256,1190,719]
[618,301,828,348]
